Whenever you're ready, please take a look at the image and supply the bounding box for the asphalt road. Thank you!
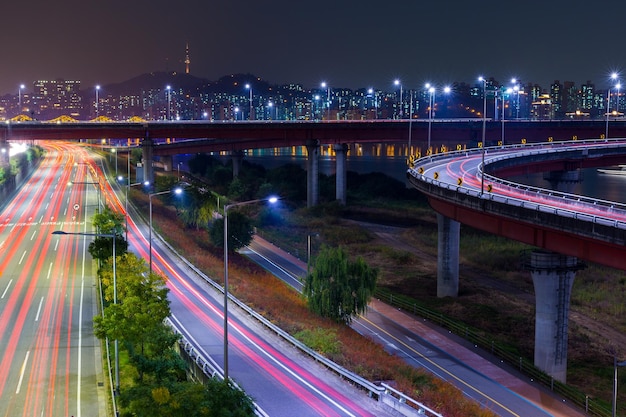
[0,143,107,417]
[243,236,587,417]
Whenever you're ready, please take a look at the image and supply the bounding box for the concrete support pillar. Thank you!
[436,213,460,298]
[161,155,173,172]
[528,250,581,383]
[0,138,8,168]
[306,140,320,208]
[543,170,582,194]
[334,144,348,204]
[232,150,244,178]
[142,137,154,186]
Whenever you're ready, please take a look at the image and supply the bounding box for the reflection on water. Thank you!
[177,142,626,202]
[509,168,626,203]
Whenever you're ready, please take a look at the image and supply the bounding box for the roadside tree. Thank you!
[303,246,378,324]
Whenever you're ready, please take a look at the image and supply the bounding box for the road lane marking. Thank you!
[47,262,53,280]
[359,316,522,417]
[18,251,27,265]
[16,351,30,394]
[1,279,13,298]
[35,297,44,321]
[31,230,37,241]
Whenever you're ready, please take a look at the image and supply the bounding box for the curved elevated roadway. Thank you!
[407,137,626,384]
[407,138,626,270]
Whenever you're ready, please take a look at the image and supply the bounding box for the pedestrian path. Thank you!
[366,299,586,417]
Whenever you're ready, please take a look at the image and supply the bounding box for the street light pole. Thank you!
[148,188,182,274]
[95,85,100,118]
[613,357,626,417]
[18,84,25,112]
[426,83,435,153]
[166,85,172,120]
[607,73,619,139]
[394,79,402,119]
[223,196,278,381]
[321,82,330,121]
[245,83,253,120]
[479,76,488,195]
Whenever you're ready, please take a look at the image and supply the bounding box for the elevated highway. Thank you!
[407,138,626,384]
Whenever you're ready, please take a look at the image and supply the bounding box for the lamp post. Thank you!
[223,196,278,380]
[166,85,172,120]
[267,101,274,120]
[321,82,330,120]
[245,83,253,120]
[511,78,520,119]
[314,95,320,120]
[606,73,619,139]
[148,188,182,274]
[613,357,626,417]
[18,84,25,111]
[52,230,120,394]
[426,83,435,153]
[367,88,378,119]
[479,76,488,195]
[118,176,149,243]
[394,79,402,119]
[95,85,100,118]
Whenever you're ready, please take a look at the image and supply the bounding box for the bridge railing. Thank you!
[408,138,626,229]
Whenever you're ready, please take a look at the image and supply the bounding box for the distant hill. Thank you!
[97,71,277,96]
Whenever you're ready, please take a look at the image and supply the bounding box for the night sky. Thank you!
[2,0,625,95]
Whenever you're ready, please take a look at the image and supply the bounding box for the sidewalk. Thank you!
[367,299,586,417]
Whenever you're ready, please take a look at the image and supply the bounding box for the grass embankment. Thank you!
[261,197,626,413]
[131,190,496,417]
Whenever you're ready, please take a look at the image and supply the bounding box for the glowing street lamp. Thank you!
[245,83,253,120]
[95,85,100,118]
[479,76,488,195]
[394,79,403,119]
[118,175,149,243]
[223,196,279,380]
[321,82,331,120]
[607,73,620,139]
[148,188,182,274]
[18,84,25,111]
[367,88,378,119]
[166,85,172,120]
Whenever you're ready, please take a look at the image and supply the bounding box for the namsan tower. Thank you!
[184,42,191,74]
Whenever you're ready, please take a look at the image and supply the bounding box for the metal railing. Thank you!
[374,287,612,417]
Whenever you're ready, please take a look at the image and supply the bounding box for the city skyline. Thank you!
[2,0,626,96]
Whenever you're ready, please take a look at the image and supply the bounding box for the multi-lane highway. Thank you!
[0,143,107,416]
[1,142,395,417]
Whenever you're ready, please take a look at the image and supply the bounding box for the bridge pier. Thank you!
[527,250,583,383]
[306,140,319,208]
[436,214,460,298]
[334,144,348,204]
[142,138,154,186]
[161,155,173,172]
[0,138,8,168]
[232,150,244,178]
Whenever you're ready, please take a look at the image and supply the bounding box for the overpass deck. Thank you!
[407,138,626,270]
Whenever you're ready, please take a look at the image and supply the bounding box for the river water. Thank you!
[176,142,626,204]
